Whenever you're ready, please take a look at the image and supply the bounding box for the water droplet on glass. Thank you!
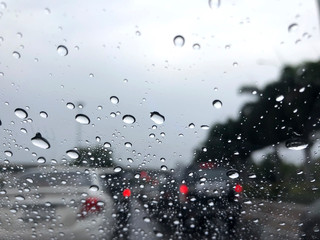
[12,51,21,59]
[104,142,111,148]
[150,111,165,124]
[136,31,141,36]
[276,95,284,102]
[15,195,25,201]
[143,217,151,223]
[173,35,185,47]
[66,150,80,159]
[4,150,12,157]
[39,111,48,118]
[212,100,222,109]
[0,2,7,9]
[57,45,68,56]
[26,177,33,183]
[285,138,308,150]
[37,157,46,164]
[248,174,257,179]
[44,8,51,14]
[20,128,27,133]
[209,0,221,8]
[16,32,23,38]
[122,115,136,124]
[225,45,231,50]
[189,123,195,128]
[193,43,200,50]
[161,165,168,171]
[75,114,90,125]
[125,142,132,147]
[14,108,28,119]
[96,136,101,142]
[110,96,119,104]
[114,166,123,173]
[31,133,50,149]
[66,102,75,109]
[149,133,155,138]
[233,62,238,67]
[288,23,298,33]
[226,169,240,179]
[201,125,209,130]
[89,185,99,191]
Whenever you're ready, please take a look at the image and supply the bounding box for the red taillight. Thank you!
[179,184,189,195]
[80,197,103,218]
[122,188,131,197]
[234,184,243,193]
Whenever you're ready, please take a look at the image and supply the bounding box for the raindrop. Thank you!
[149,133,155,138]
[16,32,23,38]
[125,142,132,147]
[39,111,48,118]
[57,45,68,56]
[209,0,221,8]
[66,150,80,159]
[285,138,308,150]
[26,178,33,183]
[14,108,28,119]
[96,136,101,142]
[288,23,298,33]
[201,125,209,130]
[12,51,21,59]
[0,2,7,9]
[135,31,141,36]
[233,62,238,67]
[20,128,27,133]
[248,174,257,179]
[0,190,6,194]
[66,102,75,109]
[37,157,46,164]
[31,133,50,149]
[122,115,136,124]
[189,123,195,128]
[161,165,168,171]
[110,96,119,104]
[226,169,240,179]
[75,114,90,125]
[276,95,284,102]
[173,35,185,47]
[143,217,151,223]
[104,142,111,148]
[4,150,12,157]
[127,158,133,163]
[212,100,222,109]
[89,73,94,78]
[114,166,123,173]
[193,43,200,50]
[44,8,51,14]
[150,112,165,124]
[15,195,25,201]
[89,185,99,191]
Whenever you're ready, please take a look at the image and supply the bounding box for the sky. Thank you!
[0,0,320,170]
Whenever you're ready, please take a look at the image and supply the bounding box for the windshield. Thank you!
[0,0,320,239]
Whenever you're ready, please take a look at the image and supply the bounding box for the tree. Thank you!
[71,145,114,168]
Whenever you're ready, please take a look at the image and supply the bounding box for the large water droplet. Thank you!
[276,95,284,102]
[201,125,209,130]
[122,115,136,124]
[39,111,48,118]
[161,165,168,171]
[4,150,12,157]
[31,133,50,149]
[285,138,308,150]
[288,23,298,33]
[125,142,132,148]
[26,177,33,183]
[66,102,75,109]
[57,45,68,56]
[37,157,46,164]
[104,142,111,148]
[14,108,28,119]
[173,35,185,47]
[212,100,222,109]
[12,51,21,59]
[110,96,119,104]
[114,166,123,173]
[193,44,201,50]
[150,112,165,124]
[15,195,25,201]
[143,217,151,223]
[75,114,90,125]
[226,169,239,179]
[66,150,80,159]
[89,185,99,191]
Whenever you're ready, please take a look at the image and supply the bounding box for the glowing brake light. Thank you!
[122,188,131,197]
[234,184,243,193]
[179,184,189,195]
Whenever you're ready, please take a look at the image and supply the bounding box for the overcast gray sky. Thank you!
[0,0,319,169]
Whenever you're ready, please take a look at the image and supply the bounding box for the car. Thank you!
[0,166,116,240]
[179,163,243,237]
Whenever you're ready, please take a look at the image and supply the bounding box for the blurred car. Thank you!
[179,164,243,236]
[0,166,116,240]
[300,198,320,239]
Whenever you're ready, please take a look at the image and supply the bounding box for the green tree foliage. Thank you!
[194,61,320,167]
[71,145,114,168]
